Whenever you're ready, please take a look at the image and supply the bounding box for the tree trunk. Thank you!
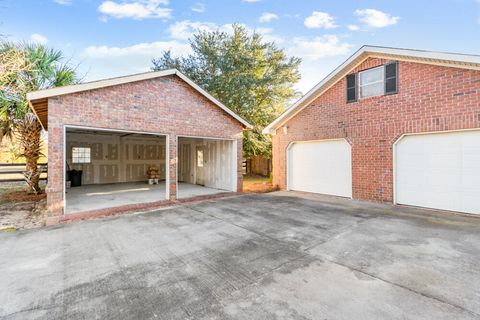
[18,113,42,194]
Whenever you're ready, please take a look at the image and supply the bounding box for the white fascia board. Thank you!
[26,69,177,101]
[173,71,252,128]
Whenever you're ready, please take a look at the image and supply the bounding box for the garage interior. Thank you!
[65,128,167,214]
[177,137,237,199]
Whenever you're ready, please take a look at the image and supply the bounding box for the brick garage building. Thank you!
[264,46,480,215]
[27,69,251,222]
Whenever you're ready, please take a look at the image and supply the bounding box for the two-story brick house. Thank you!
[264,46,480,215]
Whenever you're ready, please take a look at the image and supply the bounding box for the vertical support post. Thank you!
[168,134,177,200]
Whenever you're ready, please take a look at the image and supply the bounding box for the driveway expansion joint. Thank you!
[321,256,480,318]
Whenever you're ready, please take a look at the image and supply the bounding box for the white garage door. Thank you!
[288,139,352,197]
[395,130,480,214]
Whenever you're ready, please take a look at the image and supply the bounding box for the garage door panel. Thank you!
[396,130,480,215]
[288,140,352,198]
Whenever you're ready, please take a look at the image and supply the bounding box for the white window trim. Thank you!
[359,65,385,99]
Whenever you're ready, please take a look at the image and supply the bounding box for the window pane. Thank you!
[72,147,91,164]
[359,67,384,86]
[360,82,384,98]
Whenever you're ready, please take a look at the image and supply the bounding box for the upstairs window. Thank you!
[359,66,384,98]
[72,147,91,164]
[347,62,398,102]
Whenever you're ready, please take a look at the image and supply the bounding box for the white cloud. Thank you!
[290,35,352,61]
[98,0,171,20]
[30,33,48,45]
[288,36,353,93]
[355,9,399,28]
[347,24,359,31]
[53,0,72,5]
[168,20,220,40]
[242,0,261,2]
[304,11,337,29]
[82,40,191,80]
[259,12,279,23]
[191,2,206,13]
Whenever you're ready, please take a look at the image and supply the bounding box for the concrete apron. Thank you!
[50,183,235,225]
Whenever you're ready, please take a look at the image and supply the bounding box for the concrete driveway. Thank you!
[1,192,479,319]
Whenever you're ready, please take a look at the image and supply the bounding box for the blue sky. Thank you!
[1,0,479,93]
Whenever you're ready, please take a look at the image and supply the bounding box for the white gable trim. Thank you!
[263,46,480,134]
[27,69,252,129]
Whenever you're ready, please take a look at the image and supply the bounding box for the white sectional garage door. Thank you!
[288,139,352,197]
[395,130,480,214]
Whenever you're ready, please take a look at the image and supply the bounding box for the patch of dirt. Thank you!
[0,192,47,231]
[243,178,278,193]
[2,191,46,203]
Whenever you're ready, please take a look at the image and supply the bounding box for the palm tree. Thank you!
[0,42,76,193]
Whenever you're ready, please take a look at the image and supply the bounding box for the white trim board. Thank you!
[27,69,252,129]
[263,45,480,135]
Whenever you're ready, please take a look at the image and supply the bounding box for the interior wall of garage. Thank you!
[178,137,235,191]
[66,132,166,185]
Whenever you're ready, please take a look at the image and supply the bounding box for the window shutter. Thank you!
[385,62,398,94]
[346,73,357,102]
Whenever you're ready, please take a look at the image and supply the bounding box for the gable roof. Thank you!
[263,45,480,134]
[26,69,252,130]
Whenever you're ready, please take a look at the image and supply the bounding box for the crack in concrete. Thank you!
[322,256,480,318]
[302,217,375,252]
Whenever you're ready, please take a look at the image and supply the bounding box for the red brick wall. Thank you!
[47,75,244,215]
[272,58,480,202]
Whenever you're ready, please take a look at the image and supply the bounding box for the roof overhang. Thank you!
[27,69,253,130]
[263,46,480,135]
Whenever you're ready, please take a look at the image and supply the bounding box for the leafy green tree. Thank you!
[152,24,301,158]
[0,42,77,193]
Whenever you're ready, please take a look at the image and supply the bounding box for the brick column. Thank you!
[168,134,177,200]
[46,124,64,217]
[236,135,243,192]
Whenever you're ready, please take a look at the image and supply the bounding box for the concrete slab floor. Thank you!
[65,182,167,214]
[1,191,479,319]
[65,182,227,213]
[177,182,229,199]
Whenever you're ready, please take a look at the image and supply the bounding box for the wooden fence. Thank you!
[0,163,48,182]
[243,156,271,177]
